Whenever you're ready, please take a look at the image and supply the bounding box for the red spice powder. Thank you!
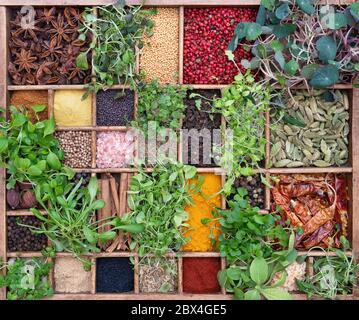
[183,258,221,293]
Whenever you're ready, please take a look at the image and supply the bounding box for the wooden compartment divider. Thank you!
[0,1,358,300]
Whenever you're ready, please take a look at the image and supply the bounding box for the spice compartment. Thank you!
[0,1,358,301]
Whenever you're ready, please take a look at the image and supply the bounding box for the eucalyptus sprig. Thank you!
[228,0,359,89]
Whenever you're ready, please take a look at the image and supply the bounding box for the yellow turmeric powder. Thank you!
[183,173,221,252]
[54,90,92,127]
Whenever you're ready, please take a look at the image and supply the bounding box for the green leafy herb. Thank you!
[0,258,53,300]
[78,4,156,94]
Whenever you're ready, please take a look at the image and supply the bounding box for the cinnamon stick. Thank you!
[109,175,120,214]
[119,173,128,217]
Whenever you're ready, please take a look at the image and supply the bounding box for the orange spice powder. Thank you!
[183,173,221,252]
[10,90,48,122]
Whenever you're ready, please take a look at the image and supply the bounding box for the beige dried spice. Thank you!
[139,258,178,293]
[54,257,92,293]
[271,262,307,292]
[140,8,179,84]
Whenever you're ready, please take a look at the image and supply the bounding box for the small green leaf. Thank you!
[274,51,285,68]
[225,50,235,62]
[270,40,284,52]
[31,104,47,113]
[282,114,306,128]
[273,24,296,38]
[296,0,315,15]
[275,3,291,20]
[0,137,8,153]
[310,65,339,88]
[43,117,55,137]
[46,152,61,170]
[88,177,99,202]
[27,165,42,176]
[301,63,319,79]
[284,60,299,76]
[83,226,98,244]
[76,52,89,71]
[316,36,337,62]
[98,231,117,241]
[117,224,144,234]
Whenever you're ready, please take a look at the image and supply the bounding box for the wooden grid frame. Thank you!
[0,0,358,300]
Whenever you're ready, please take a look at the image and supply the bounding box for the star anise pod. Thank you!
[10,14,42,42]
[40,38,63,60]
[64,7,83,27]
[49,14,74,45]
[36,61,55,83]
[14,49,37,73]
[37,7,57,25]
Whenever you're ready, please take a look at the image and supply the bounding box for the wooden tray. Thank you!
[0,1,358,300]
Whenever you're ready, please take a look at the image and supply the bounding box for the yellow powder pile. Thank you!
[10,90,48,122]
[140,8,179,84]
[54,90,92,127]
[183,173,221,252]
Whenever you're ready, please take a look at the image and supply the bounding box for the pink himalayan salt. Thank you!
[96,131,135,168]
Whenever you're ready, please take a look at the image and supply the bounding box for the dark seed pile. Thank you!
[73,172,91,187]
[7,216,48,252]
[96,90,134,126]
[230,175,265,209]
[183,90,221,167]
[96,258,134,293]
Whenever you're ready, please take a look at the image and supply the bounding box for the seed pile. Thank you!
[183,8,256,84]
[271,90,349,168]
[96,131,135,168]
[271,262,306,292]
[96,90,134,126]
[96,258,134,293]
[183,258,221,293]
[139,258,178,293]
[55,131,92,168]
[7,216,47,252]
[10,90,48,122]
[140,8,179,84]
[183,90,221,167]
[231,175,265,209]
[54,257,92,293]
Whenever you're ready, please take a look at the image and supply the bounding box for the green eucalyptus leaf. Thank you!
[261,0,276,10]
[309,65,339,88]
[256,5,266,26]
[273,24,296,38]
[316,36,337,62]
[296,0,315,15]
[275,3,291,20]
[301,63,320,79]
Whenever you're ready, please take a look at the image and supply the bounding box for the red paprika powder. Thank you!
[183,258,221,293]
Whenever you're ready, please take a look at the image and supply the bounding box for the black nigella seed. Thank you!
[96,90,134,126]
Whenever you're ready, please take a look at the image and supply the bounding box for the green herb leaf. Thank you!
[284,60,299,76]
[260,287,292,300]
[316,36,337,62]
[76,52,89,71]
[310,65,339,88]
[296,0,315,15]
[31,105,47,113]
[250,257,269,285]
